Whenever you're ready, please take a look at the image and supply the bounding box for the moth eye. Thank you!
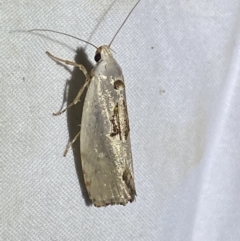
[94,52,101,62]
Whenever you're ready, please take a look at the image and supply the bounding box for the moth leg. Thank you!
[53,79,90,116]
[46,51,88,77]
[63,130,81,157]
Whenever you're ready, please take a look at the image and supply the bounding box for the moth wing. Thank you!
[80,74,135,207]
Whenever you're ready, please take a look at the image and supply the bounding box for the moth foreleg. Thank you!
[63,129,81,157]
[46,51,89,78]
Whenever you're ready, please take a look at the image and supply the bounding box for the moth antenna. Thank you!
[108,0,141,47]
[27,29,98,49]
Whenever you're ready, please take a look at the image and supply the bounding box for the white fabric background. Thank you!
[1,0,240,240]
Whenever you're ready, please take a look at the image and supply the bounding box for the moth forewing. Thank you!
[80,46,136,206]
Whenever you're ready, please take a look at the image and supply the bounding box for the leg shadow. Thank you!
[66,47,94,206]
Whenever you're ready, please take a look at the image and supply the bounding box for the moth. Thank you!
[30,0,140,207]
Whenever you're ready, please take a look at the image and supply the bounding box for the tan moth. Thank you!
[30,0,140,207]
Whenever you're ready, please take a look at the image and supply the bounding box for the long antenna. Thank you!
[27,0,141,49]
[27,29,98,49]
[108,0,141,47]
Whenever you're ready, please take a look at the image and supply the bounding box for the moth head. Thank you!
[94,45,112,62]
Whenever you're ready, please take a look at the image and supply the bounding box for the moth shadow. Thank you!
[66,47,94,206]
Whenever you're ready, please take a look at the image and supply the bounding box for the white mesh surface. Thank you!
[1,0,240,240]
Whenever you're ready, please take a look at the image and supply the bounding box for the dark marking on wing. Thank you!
[114,80,125,90]
[110,103,120,138]
[110,98,130,141]
[85,180,92,187]
[121,99,130,141]
[122,168,136,202]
